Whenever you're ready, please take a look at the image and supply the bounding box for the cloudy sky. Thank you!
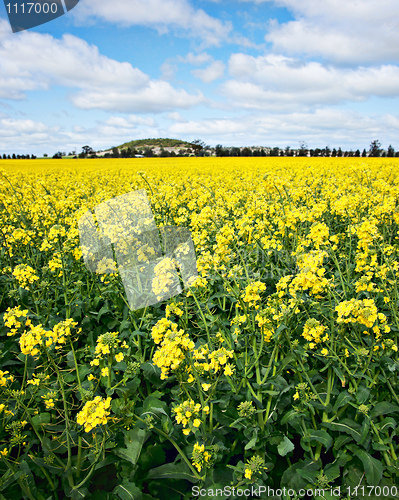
[1,0,399,155]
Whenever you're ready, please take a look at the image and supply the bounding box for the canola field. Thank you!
[1,157,399,499]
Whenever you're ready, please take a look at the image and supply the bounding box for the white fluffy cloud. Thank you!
[0,117,58,153]
[253,0,399,64]
[192,60,225,83]
[76,0,232,46]
[0,114,161,155]
[168,108,399,148]
[0,21,203,112]
[222,53,399,110]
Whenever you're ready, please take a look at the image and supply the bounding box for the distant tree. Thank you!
[159,148,169,157]
[241,147,252,157]
[354,149,360,157]
[337,148,343,157]
[12,154,16,159]
[369,140,382,157]
[143,147,154,157]
[270,147,280,157]
[31,155,37,159]
[82,145,94,157]
[331,148,337,157]
[387,145,395,157]
[112,147,120,158]
[298,141,308,157]
[53,152,63,159]
[2,154,6,159]
[324,146,331,157]
[229,147,239,157]
[190,139,206,156]
[260,149,266,157]
[7,155,11,159]
[284,146,291,156]
[215,144,224,157]
[43,154,48,157]
[362,149,367,157]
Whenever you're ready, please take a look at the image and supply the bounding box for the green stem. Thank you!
[134,414,202,480]
[191,291,211,344]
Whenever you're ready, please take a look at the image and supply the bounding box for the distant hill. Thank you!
[118,138,192,149]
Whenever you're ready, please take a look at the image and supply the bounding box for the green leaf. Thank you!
[370,402,399,419]
[0,470,23,491]
[356,384,370,404]
[356,449,383,485]
[333,434,352,451]
[359,417,370,445]
[31,412,51,428]
[305,430,333,450]
[114,482,142,500]
[145,462,199,483]
[378,417,397,434]
[333,391,352,412]
[322,418,362,442]
[141,363,163,387]
[97,304,110,322]
[332,364,345,385]
[278,436,295,456]
[137,444,166,471]
[281,459,321,489]
[114,427,147,465]
[281,409,305,425]
[71,488,90,500]
[244,430,258,450]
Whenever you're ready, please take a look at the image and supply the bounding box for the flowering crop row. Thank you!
[0,157,399,499]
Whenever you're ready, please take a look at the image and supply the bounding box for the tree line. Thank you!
[2,139,397,160]
[215,140,398,158]
[0,153,37,159]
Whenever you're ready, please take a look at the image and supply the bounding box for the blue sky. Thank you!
[1,0,399,155]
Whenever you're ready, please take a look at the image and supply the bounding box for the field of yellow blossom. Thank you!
[1,157,399,499]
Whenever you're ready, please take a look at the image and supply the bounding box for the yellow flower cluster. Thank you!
[336,298,389,333]
[173,399,208,435]
[290,251,329,297]
[76,396,112,433]
[355,219,380,251]
[152,329,194,380]
[152,257,177,299]
[191,442,212,472]
[0,370,14,387]
[165,302,184,318]
[3,306,30,336]
[307,222,330,249]
[244,455,267,481]
[242,281,266,309]
[255,311,274,342]
[90,331,127,367]
[19,319,78,357]
[12,264,39,289]
[193,345,234,376]
[302,318,329,349]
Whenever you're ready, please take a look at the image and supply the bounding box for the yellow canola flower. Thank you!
[77,396,112,433]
